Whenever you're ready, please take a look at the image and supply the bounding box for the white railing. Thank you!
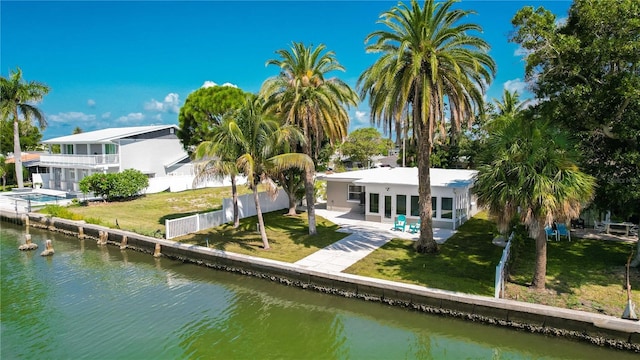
[494,231,515,298]
[165,189,289,239]
[40,154,119,167]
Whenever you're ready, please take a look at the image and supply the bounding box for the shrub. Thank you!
[79,169,149,201]
[40,205,83,221]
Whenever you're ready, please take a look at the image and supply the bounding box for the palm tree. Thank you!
[261,42,358,235]
[494,89,528,117]
[0,67,50,188]
[221,96,313,250]
[474,114,595,290]
[0,155,7,191]
[358,0,496,253]
[193,125,243,228]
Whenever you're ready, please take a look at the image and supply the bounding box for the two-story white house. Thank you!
[39,125,192,193]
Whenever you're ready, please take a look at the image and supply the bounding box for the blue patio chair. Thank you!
[393,215,407,231]
[544,225,557,241]
[556,223,571,242]
[408,219,421,233]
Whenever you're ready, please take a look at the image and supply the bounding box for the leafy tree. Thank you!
[261,42,358,235]
[0,67,50,188]
[339,127,391,168]
[72,126,83,134]
[223,96,313,250]
[474,114,596,290]
[177,85,246,154]
[79,169,149,201]
[510,0,640,220]
[0,118,43,155]
[357,0,495,253]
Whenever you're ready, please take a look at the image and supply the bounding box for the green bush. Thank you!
[79,169,149,201]
[40,205,83,220]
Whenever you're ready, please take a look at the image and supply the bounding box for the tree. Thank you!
[339,127,391,168]
[192,106,245,228]
[0,155,7,191]
[474,114,596,289]
[0,118,43,155]
[72,126,83,134]
[357,0,495,253]
[219,96,313,249]
[177,85,246,154]
[0,67,50,188]
[79,169,149,201]
[510,0,640,221]
[261,42,358,235]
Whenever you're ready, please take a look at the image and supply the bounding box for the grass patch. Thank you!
[344,212,502,295]
[59,187,251,237]
[506,237,640,316]
[174,211,347,263]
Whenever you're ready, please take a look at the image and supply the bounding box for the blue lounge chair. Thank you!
[408,219,421,233]
[556,223,571,242]
[544,225,557,241]
[393,215,407,231]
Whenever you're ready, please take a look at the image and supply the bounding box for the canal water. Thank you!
[1,223,636,359]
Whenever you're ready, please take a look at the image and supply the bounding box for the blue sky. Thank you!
[1,0,571,140]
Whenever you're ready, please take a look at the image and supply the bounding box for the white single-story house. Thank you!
[318,167,479,230]
[38,125,193,193]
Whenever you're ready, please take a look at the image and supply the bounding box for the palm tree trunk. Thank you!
[253,187,270,250]
[231,175,239,228]
[304,167,317,235]
[13,113,24,188]
[284,186,298,216]
[531,220,548,289]
[414,105,437,254]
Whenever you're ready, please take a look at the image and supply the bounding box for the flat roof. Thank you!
[319,167,477,188]
[42,125,178,144]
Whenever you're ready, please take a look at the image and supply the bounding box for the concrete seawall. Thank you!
[2,209,639,352]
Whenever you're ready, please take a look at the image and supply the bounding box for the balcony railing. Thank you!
[40,154,120,167]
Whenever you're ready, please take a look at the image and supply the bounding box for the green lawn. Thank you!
[344,212,503,295]
[174,211,348,263]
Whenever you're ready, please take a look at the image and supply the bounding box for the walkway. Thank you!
[294,208,455,273]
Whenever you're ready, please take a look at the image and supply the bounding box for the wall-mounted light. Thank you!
[385,187,390,191]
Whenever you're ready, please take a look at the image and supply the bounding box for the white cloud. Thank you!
[87,99,96,107]
[514,46,532,57]
[101,112,111,119]
[48,111,96,123]
[201,80,238,88]
[354,110,367,124]
[144,92,180,113]
[555,17,567,27]
[116,112,145,124]
[503,78,528,95]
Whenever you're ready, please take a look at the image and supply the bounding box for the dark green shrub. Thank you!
[79,169,149,201]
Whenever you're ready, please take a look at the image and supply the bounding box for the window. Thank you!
[410,196,420,216]
[68,168,76,181]
[442,197,453,219]
[432,197,437,218]
[369,193,379,213]
[65,144,74,154]
[348,185,363,202]
[384,196,392,218]
[105,144,117,154]
[396,195,406,215]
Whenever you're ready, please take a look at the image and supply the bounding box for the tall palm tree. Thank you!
[193,122,243,228]
[494,89,528,117]
[358,0,496,253]
[261,42,358,235]
[474,114,595,290]
[0,67,50,188]
[221,96,313,250]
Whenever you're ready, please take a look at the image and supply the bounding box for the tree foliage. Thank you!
[511,0,640,220]
[79,169,149,201]
[177,85,246,154]
[0,118,43,155]
[339,127,391,167]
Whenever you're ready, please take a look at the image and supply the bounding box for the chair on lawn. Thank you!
[593,220,607,233]
[408,219,421,234]
[393,215,407,231]
[556,223,571,241]
[545,225,558,241]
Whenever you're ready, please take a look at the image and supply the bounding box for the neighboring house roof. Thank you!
[41,125,179,144]
[319,167,477,188]
[4,152,41,164]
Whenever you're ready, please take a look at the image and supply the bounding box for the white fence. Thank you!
[165,189,289,239]
[494,231,515,298]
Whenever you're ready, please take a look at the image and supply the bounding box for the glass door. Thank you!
[384,195,392,219]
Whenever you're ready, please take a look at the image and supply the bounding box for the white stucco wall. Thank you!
[119,138,188,177]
